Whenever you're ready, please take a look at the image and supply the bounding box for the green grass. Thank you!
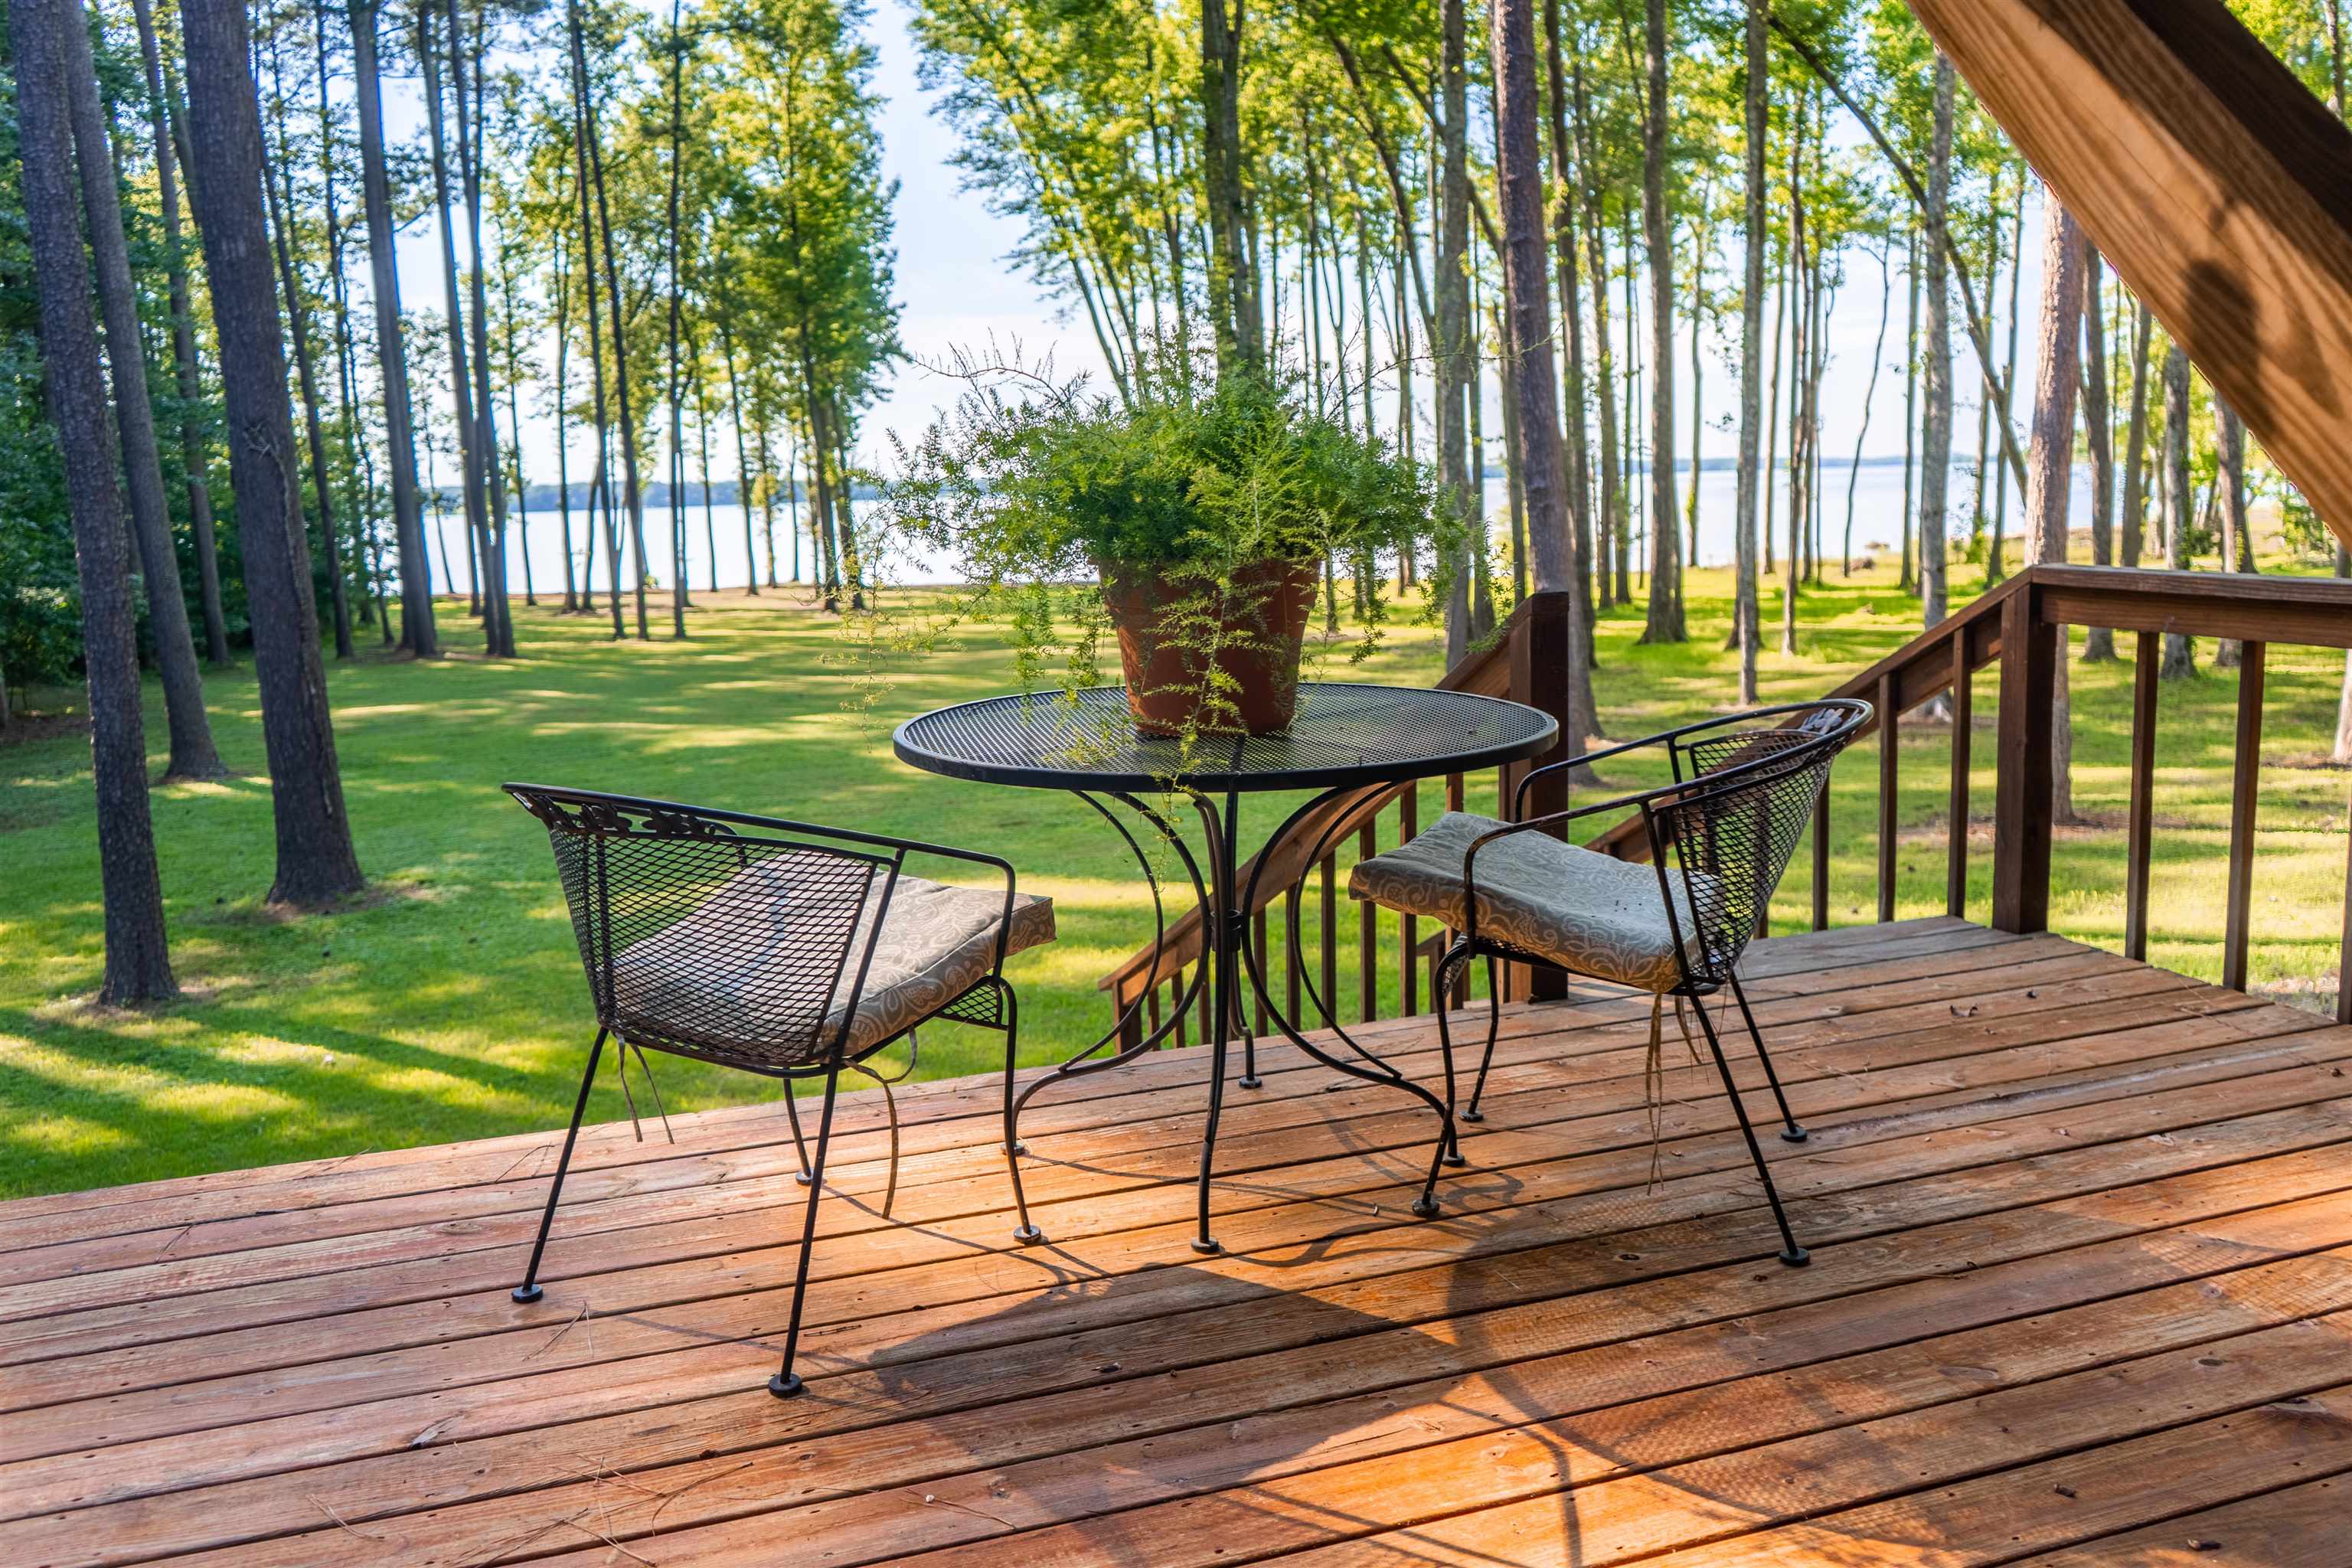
[3,557,2344,1199]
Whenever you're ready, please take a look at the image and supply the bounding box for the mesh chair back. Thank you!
[509,786,895,1074]
[1650,701,1868,988]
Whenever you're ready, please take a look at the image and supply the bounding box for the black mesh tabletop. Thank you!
[893,683,1558,794]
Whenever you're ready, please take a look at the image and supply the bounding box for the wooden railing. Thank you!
[1095,565,2352,1036]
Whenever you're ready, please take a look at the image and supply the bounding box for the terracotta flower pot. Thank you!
[1099,558,1321,736]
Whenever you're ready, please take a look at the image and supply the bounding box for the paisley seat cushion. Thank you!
[1348,812,1717,994]
[612,865,1054,1062]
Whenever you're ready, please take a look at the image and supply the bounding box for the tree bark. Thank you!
[349,0,436,656]
[314,0,385,643]
[417,11,495,651]
[2161,344,2197,679]
[2082,244,2118,661]
[1845,237,1893,577]
[2121,299,2153,568]
[1540,0,1598,704]
[564,25,624,639]
[449,0,514,655]
[1988,178,2025,581]
[1200,0,1256,372]
[1570,57,1621,612]
[261,34,354,665]
[2213,394,2255,667]
[2024,192,2085,823]
[720,315,760,596]
[1636,0,1682,642]
[129,0,229,665]
[12,0,178,1001]
[62,0,223,779]
[1901,221,1919,594]
[1918,54,1957,638]
[179,0,366,905]
[664,0,690,637]
[1734,0,1767,704]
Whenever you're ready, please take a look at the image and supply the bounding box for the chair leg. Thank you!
[785,1081,813,1185]
[770,1067,841,1397]
[1002,991,1043,1245]
[1419,943,1471,1207]
[512,1029,606,1305]
[1728,972,1808,1143]
[1459,957,1503,1127]
[1690,997,1809,1267]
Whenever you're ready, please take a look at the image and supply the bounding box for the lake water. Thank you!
[424,459,2092,598]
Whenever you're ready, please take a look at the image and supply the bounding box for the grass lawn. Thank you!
[3,557,2344,1199]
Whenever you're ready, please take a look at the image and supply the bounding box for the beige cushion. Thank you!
[1348,812,1717,993]
[612,861,1054,1060]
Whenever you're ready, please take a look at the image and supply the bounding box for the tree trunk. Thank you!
[314,1,384,642]
[2160,344,2197,679]
[569,0,648,640]
[1919,54,1957,637]
[551,224,578,612]
[352,3,436,654]
[1988,178,2025,581]
[1200,0,1256,372]
[2024,192,2085,823]
[2082,245,2118,660]
[2121,299,2153,568]
[261,34,354,665]
[179,0,365,905]
[1782,103,1807,656]
[664,0,690,638]
[130,0,228,665]
[498,224,535,610]
[720,317,760,595]
[12,0,177,1001]
[2214,394,2256,667]
[1570,57,1620,612]
[452,0,514,655]
[1900,220,1919,594]
[564,28,623,639]
[1845,237,1893,577]
[1733,0,1767,705]
[1541,0,1598,701]
[1636,0,1682,642]
[63,0,223,779]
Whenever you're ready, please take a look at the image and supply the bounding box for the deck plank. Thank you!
[2,921,2348,1568]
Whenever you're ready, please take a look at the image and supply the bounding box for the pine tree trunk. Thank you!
[1919,55,1957,639]
[1635,0,1681,642]
[1782,105,1806,656]
[180,0,365,905]
[314,2,384,642]
[130,0,229,666]
[1436,0,1473,665]
[1570,57,1620,612]
[1988,178,2025,581]
[1900,220,1919,595]
[2121,300,2153,568]
[261,35,354,664]
[2082,245,2118,661]
[2214,395,2255,667]
[551,226,578,612]
[420,11,490,635]
[1733,0,1766,704]
[564,29,623,638]
[1845,238,1893,578]
[64,0,223,779]
[2160,344,2197,679]
[1200,0,1255,371]
[664,0,690,638]
[569,0,648,640]
[13,0,177,1001]
[720,317,760,596]
[2024,192,2084,823]
[1540,0,1597,724]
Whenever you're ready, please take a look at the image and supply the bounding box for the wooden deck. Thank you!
[4,917,2351,1566]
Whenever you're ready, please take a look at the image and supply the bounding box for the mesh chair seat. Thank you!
[612,863,1056,1063]
[1351,811,1720,994]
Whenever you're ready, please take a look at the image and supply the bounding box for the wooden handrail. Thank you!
[1093,565,2352,1034]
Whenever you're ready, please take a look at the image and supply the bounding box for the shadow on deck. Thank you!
[3,916,2350,1566]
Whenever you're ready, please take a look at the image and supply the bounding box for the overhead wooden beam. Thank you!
[1903,0,2352,552]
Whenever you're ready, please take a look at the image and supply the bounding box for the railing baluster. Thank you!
[1319,852,1338,1026]
[2125,629,2158,961]
[2223,642,2265,991]
[1991,586,2057,934]
[1948,623,1972,918]
[1877,668,1899,923]
[2338,778,2351,1026]
[1252,906,1268,1036]
[1358,823,1377,1021]
[1285,884,1302,1024]
[1171,971,1186,1048]
[1811,792,1830,932]
[1446,774,1467,1005]
[1399,784,1419,1016]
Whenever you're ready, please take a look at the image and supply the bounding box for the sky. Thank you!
[375,3,2045,507]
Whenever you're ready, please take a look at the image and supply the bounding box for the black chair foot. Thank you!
[793,1171,813,1186]
[1014,1224,1044,1245]
[1442,1150,1468,1168]
[1190,1236,1223,1255]
[1459,1108,1485,1124]
[1006,1140,1027,1155]
[1780,1126,1810,1143]
[1779,1246,1811,1268]
[1238,1075,1263,1089]
[1411,1196,1440,1217]
[768,1371,805,1398]
[510,1283,544,1305]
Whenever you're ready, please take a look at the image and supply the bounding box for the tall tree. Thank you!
[1916,53,1955,640]
[129,0,229,665]
[448,0,515,655]
[2160,342,2196,680]
[180,0,367,904]
[2213,393,2253,668]
[1540,0,1597,718]
[2024,193,2083,824]
[2081,244,2117,662]
[1733,0,1766,704]
[61,0,223,779]
[11,0,178,1002]
[1635,0,1681,642]
[349,0,439,655]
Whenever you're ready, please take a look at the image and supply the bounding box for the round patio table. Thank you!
[894,682,1559,1253]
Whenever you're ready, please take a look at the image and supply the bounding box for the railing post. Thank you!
[1509,591,1575,1001]
[1991,583,2056,933]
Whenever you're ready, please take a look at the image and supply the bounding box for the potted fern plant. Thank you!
[882,361,1452,739]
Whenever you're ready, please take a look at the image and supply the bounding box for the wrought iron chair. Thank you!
[503,784,1056,1396]
[1348,698,1870,1266]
